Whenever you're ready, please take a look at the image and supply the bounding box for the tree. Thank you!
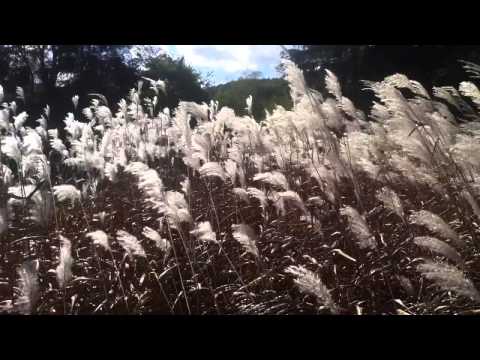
[141,54,209,110]
[0,45,138,127]
[282,45,480,111]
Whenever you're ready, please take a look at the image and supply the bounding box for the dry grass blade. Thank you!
[285,265,338,314]
[340,206,377,249]
[232,224,259,258]
[376,186,404,219]
[417,260,480,302]
[413,236,463,265]
[16,260,40,314]
[409,210,463,248]
[116,230,146,258]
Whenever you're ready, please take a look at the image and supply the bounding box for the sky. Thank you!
[157,45,285,85]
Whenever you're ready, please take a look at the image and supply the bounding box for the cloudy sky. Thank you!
[158,45,285,85]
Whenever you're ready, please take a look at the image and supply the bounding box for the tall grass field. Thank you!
[1,60,480,315]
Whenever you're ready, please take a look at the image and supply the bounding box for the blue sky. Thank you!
[158,45,285,85]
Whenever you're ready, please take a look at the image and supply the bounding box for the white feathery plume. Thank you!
[36,116,47,130]
[26,188,52,227]
[224,159,237,185]
[16,86,25,102]
[0,84,3,103]
[0,108,9,130]
[35,125,47,140]
[124,161,150,176]
[233,187,250,203]
[142,226,171,252]
[48,129,58,139]
[460,189,480,222]
[8,186,54,228]
[340,206,377,249]
[142,77,166,95]
[417,260,480,302]
[105,162,119,183]
[10,101,17,115]
[190,221,218,244]
[270,191,307,216]
[389,153,442,192]
[22,153,49,181]
[320,98,344,134]
[340,96,358,119]
[282,59,308,105]
[433,86,475,114]
[43,104,50,118]
[116,230,146,258]
[383,73,430,99]
[460,60,480,79]
[13,111,28,129]
[16,260,40,315]
[325,69,342,101]
[56,235,73,288]
[250,154,265,173]
[450,134,480,171]
[180,178,190,197]
[178,101,209,123]
[247,187,268,209]
[96,106,112,124]
[307,196,325,208]
[72,95,79,110]
[30,189,54,228]
[64,113,85,140]
[376,187,404,219]
[409,210,462,248]
[245,95,253,114]
[136,168,165,209]
[0,207,7,236]
[253,171,289,191]
[50,138,68,157]
[191,133,212,163]
[23,128,43,155]
[414,236,463,265]
[82,107,94,121]
[161,191,192,229]
[1,164,13,186]
[232,223,259,257]
[237,166,246,188]
[285,265,338,313]
[1,136,22,164]
[86,230,110,251]
[199,161,226,181]
[307,162,338,204]
[53,185,81,205]
[459,81,480,110]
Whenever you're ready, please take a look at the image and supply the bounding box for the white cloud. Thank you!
[172,45,282,74]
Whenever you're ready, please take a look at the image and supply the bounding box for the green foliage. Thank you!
[0,45,138,127]
[141,55,209,109]
[209,78,293,120]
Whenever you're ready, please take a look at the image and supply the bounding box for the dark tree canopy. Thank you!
[0,45,138,127]
[141,55,209,110]
[283,45,480,110]
[0,45,212,128]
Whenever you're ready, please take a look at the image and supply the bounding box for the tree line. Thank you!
[2,45,479,127]
[0,45,209,128]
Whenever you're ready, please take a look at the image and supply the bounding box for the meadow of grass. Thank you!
[1,60,480,315]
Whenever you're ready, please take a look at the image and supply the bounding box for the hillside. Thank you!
[207,78,293,120]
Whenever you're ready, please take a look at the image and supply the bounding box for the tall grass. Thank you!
[1,59,480,314]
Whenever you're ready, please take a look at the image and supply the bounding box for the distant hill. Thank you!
[207,78,293,120]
